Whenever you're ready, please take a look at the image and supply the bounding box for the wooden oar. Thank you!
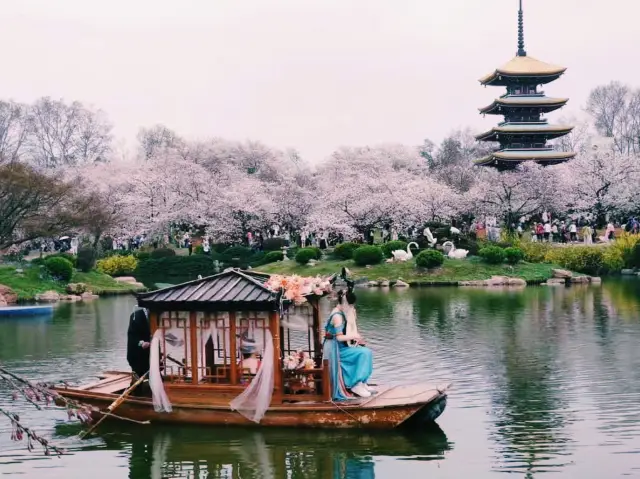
[79,371,149,439]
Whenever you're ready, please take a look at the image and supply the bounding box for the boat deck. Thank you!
[69,371,450,409]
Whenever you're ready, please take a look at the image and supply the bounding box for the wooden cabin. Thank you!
[135,269,332,406]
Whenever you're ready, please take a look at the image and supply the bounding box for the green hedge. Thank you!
[353,246,384,266]
[504,247,524,265]
[545,246,606,275]
[134,256,219,287]
[415,250,444,269]
[150,248,176,259]
[479,246,506,264]
[381,241,408,258]
[261,251,284,264]
[77,247,97,272]
[46,252,77,267]
[334,242,360,260]
[263,238,287,251]
[295,248,317,265]
[44,257,73,281]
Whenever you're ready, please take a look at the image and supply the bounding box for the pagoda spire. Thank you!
[517,0,526,57]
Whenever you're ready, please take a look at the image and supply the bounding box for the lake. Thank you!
[1,279,640,478]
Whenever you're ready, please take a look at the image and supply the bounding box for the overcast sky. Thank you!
[1,0,638,162]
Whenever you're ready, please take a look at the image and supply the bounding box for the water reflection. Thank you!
[2,280,640,477]
[53,424,451,479]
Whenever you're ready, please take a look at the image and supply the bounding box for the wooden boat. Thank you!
[0,305,53,317]
[54,269,449,429]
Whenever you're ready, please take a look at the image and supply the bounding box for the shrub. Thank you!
[76,247,97,272]
[381,240,408,258]
[220,245,255,267]
[222,245,253,259]
[602,247,625,273]
[135,251,151,262]
[150,248,176,259]
[309,247,322,260]
[544,246,604,275]
[263,237,287,251]
[353,246,384,266]
[334,242,360,260]
[295,248,318,265]
[479,246,506,264]
[504,247,524,265]
[434,227,451,241]
[631,241,640,269]
[47,252,77,267]
[31,257,45,266]
[262,251,284,264]
[44,257,73,281]
[96,255,138,276]
[455,237,480,256]
[606,232,640,269]
[135,255,218,287]
[415,249,445,269]
[519,242,552,263]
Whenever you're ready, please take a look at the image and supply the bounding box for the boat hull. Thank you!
[54,377,448,430]
[0,305,53,317]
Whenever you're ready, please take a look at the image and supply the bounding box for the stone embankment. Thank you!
[360,269,601,288]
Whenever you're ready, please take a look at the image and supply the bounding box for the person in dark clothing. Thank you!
[127,308,151,395]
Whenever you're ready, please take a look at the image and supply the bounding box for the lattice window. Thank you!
[236,312,270,385]
[196,312,231,384]
[158,311,193,383]
[281,304,319,366]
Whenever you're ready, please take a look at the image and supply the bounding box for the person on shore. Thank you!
[583,224,593,245]
[569,222,578,242]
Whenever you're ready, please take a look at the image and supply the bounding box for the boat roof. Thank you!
[479,55,566,85]
[136,269,281,312]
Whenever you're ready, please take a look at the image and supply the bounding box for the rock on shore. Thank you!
[0,285,18,305]
[458,276,526,287]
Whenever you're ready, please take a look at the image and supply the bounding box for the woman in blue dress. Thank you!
[323,287,374,399]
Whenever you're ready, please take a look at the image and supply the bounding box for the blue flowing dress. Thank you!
[323,311,373,401]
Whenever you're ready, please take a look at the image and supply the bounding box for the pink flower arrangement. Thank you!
[265,274,333,305]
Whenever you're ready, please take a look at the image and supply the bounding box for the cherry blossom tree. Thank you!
[556,138,640,225]
[204,166,274,243]
[465,163,567,230]
[308,144,456,236]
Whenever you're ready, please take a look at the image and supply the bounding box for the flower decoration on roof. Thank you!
[264,274,333,305]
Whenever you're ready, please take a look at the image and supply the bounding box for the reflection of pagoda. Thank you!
[475,0,575,169]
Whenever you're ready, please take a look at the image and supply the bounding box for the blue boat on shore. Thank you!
[0,305,54,318]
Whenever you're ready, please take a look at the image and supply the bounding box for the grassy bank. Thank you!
[0,265,145,301]
[256,257,574,284]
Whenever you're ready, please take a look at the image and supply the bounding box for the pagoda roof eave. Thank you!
[479,55,567,85]
[474,150,576,166]
[475,124,574,141]
[478,97,569,114]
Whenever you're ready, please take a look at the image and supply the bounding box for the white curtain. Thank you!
[230,330,274,423]
[149,328,172,413]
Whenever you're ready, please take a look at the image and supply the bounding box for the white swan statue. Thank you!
[424,228,437,248]
[391,242,419,262]
[450,226,461,235]
[442,241,468,259]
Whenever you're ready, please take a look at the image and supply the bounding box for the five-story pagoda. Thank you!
[475,0,575,169]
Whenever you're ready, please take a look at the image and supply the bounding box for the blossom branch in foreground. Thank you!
[0,408,65,456]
